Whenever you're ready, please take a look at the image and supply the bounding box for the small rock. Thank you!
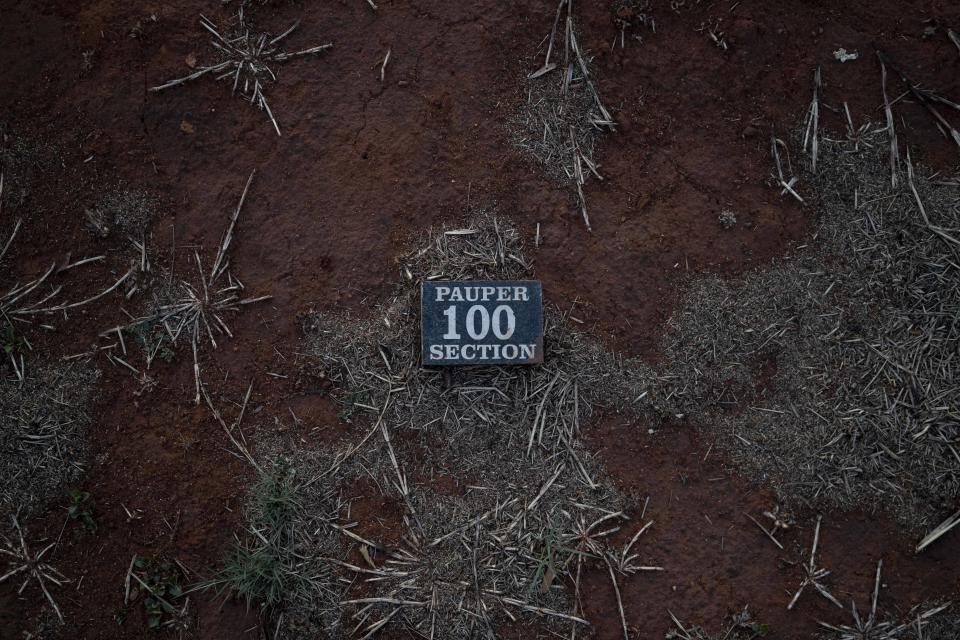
[833,47,858,63]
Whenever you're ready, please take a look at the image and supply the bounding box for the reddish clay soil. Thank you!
[1,0,959,638]
[584,417,960,639]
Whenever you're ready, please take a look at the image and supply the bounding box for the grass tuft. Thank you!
[220,540,289,609]
[207,466,333,616]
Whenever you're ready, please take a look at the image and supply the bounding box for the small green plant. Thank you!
[220,542,288,609]
[66,489,96,532]
[335,389,366,424]
[728,606,768,639]
[2,322,27,358]
[207,467,303,610]
[133,555,184,630]
[124,321,175,365]
[250,469,298,535]
[528,516,593,596]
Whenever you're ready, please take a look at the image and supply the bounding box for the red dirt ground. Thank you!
[1,0,959,638]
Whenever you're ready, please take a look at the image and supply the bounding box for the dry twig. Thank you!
[0,514,68,622]
[787,516,843,610]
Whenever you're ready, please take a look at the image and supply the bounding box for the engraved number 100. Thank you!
[442,305,516,340]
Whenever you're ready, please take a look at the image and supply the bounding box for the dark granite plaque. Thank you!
[421,280,543,366]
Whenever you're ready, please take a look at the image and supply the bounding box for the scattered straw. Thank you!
[0,362,100,521]
[217,212,659,638]
[512,0,615,230]
[659,124,960,529]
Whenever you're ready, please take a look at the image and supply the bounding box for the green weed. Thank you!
[66,489,96,532]
[133,555,184,630]
[124,320,175,365]
[528,516,593,596]
[219,542,288,609]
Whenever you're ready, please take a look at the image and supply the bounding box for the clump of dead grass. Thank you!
[902,608,960,640]
[2,172,136,381]
[512,0,615,230]
[667,606,767,640]
[84,189,157,239]
[102,171,270,402]
[0,362,100,521]
[718,209,737,229]
[818,561,952,640]
[659,125,960,529]
[612,0,656,47]
[0,513,70,623]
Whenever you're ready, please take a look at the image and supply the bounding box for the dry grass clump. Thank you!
[658,126,960,529]
[512,0,615,230]
[103,171,269,401]
[514,74,605,186]
[820,605,954,640]
[226,212,659,638]
[0,362,100,521]
[0,514,70,623]
[84,189,157,239]
[2,172,135,382]
[0,131,56,210]
[718,209,737,229]
[150,5,332,136]
[902,608,960,640]
[667,0,706,11]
